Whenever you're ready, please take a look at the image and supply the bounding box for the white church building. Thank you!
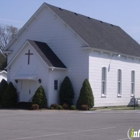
[4,3,140,107]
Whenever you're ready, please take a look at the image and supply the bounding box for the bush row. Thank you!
[0,76,94,110]
[50,104,76,110]
[59,77,94,110]
[0,79,18,108]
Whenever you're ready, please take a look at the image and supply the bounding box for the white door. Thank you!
[20,80,36,102]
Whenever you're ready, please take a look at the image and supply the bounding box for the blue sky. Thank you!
[0,0,140,43]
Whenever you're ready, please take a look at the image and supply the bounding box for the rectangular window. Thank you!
[131,71,135,96]
[102,67,107,96]
[54,80,58,90]
[117,69,122,96]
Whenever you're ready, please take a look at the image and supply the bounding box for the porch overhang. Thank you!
[14,75,38,81]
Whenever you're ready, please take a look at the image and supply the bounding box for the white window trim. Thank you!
[131,94,134,97]
[117,94,121,97]
[101,94,106,97]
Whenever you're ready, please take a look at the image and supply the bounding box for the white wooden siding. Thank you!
[9,43,50,103]
[48,70,67,105]
[89,51,140,107]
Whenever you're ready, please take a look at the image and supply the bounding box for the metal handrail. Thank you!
[131,97,140,110]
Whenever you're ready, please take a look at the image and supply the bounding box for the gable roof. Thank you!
[28,40,66,69]
[45,3,140,57]
[5,3,140,58]
[6,40,66,70]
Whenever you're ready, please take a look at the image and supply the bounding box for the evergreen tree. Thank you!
[2,82,18,108]
[0,79,8,104]
[0,53,6,70]
[59,76,74,105]
[32,86,47,108]
[76,79,94,109]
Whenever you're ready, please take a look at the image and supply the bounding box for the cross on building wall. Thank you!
[25,50,33,65]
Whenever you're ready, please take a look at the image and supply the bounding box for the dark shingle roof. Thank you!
[28,40,66,68]
[46,3,140,57]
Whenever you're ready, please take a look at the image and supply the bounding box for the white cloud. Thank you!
[0,18,22,23]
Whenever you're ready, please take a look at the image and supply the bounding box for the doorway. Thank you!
[20,80,37,102]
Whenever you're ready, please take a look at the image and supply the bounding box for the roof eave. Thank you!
[3,50,13,54]
[49,67,67,71]
[82,46,140,60]
[0,70,7,74]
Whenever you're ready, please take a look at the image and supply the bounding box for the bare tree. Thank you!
[0,25,19,50]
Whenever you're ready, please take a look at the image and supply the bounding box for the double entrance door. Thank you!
[20,80,37,102]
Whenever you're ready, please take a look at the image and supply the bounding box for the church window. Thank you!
[131,70,135,96]
[54,80,58,90]
[117,69,122,96]
[102,67,107,96]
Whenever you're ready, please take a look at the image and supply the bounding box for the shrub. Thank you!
[59,76,74,105]
[0,79,8,104]
[76,79,94,110]
[62,103,69,109]
[50,104,58,109]
[57,105,63,110]
[31,104,39,110]
[0,54,6,70]
[71,105,77,110]
[2,82,18,108]
[50,104,63,110]
[32,86,47,108]
[50,107,55,110]
[81,104,89,110]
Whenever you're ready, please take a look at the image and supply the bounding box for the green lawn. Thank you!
[90,106,140,111]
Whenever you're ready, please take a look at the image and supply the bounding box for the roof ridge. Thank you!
[44,2,118,27]
[5,2,140,58]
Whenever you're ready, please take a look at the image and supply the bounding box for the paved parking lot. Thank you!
[0,109,140,140]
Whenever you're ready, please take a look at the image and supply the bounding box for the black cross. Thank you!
[25,50,33,65]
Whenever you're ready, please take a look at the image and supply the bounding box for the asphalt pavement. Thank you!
[0,109,140,140]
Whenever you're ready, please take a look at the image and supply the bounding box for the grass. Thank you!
[90,106,140,111]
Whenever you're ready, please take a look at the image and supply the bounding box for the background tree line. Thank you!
[0,25,19,70]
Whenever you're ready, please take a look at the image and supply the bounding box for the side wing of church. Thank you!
[4,3,140,107]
